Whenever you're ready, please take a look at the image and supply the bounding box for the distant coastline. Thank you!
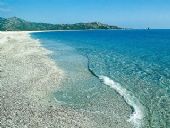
[0,17,122,31]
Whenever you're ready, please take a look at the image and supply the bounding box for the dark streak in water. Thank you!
[86,55,135,115]
[86,55,99,78]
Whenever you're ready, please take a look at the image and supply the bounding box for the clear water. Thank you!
[32,30,170,128]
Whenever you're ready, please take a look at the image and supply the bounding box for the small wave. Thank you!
[99,75,144,128]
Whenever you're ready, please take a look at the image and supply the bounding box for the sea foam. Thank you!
[99,75,144,128]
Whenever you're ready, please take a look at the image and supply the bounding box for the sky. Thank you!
[0,0,170,28]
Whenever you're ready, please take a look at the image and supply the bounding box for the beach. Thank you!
[1,30,169,128]
[0,32,99,128]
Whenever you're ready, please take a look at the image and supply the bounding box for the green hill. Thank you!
[0,17,122,31]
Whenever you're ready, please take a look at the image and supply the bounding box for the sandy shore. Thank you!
[0,32,99,128]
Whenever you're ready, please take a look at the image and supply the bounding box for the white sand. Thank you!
[0,32,99,128]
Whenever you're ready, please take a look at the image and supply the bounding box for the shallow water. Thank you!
[32,30,170,128]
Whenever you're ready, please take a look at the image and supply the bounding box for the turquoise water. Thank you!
[32,30,170,128]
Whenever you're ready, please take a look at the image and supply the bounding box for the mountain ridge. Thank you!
[0,17,122,31]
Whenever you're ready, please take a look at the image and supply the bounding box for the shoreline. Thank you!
[0,31,99,127]
[32,32,134,128]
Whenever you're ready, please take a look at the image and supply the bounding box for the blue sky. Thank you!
[0,0,170,28]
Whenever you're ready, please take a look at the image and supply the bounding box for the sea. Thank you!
[32,30,170,128]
